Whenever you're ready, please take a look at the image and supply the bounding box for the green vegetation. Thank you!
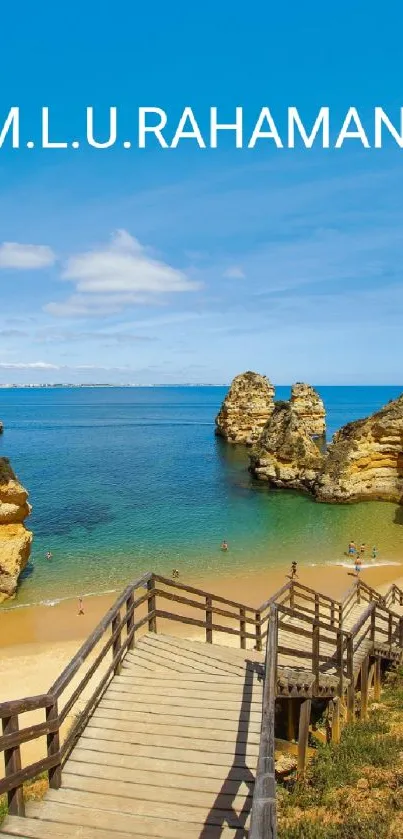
[0,774,48,827]
[278,666,403,839]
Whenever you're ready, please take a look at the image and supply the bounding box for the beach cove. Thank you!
[0,385,402,610]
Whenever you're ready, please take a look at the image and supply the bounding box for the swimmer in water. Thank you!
[172,568,179,579]
[46,551,53,561]
[371,546,378,560]
[348,541,356,557]
[221,540,228,551]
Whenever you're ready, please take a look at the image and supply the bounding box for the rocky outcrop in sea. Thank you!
[250,391,403,506]
[0,458,33,602]
[290,383,326,438]
[215,371,275,444]
[250,401,324,492]
[315,394,403,503]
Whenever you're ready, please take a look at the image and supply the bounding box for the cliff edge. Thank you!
[0,458,33,602]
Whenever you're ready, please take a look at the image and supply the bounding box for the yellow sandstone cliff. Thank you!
[0,458,32,603]
[315,394,403,503]
[215,371,275,444]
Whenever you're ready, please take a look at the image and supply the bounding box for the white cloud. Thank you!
[0,362,60,370]
[0,242,56,269]
[223,265,246,279]
[45,230,201,317]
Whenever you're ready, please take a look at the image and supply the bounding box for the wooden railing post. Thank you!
[255,611,262,652]
[331,697,340,744]
[112,613,122,676]
[399,617,403,649]
[289,581,295,610]
[374,658,382,701]
[239,607,246,649]
[126,591,135,651]
[346,635,355,722]
[360,656,369,720]
[297,698,312,778]
[2,714,25,816]
[370,608,376,642]
[314,594,320,622]
[336,630,344,697]
[312,623,320,696]
[46,699,62,789]
[338,603,343,629]
[147,577,157,633]
[388,613,393,647]
[357,581,361,605]
[250,604,278,839]
[330,602,335,626]
[206,596,213,643]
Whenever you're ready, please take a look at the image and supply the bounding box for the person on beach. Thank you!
[360,543,366,556]
[78,596,84,615]
[46,551,53,561]
[172,568,179,579]
[290,561,298,579]
[221,540,228,551]
[348,541,356,556]
[355,556,362,574]
[372,546,378,560]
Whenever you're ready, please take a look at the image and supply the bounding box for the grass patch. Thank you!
[278,665,403,838]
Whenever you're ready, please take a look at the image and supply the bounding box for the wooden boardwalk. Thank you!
[1,574,403,839]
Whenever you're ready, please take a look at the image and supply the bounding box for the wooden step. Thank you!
[76,735,258,768]
[27,796,250,836]
[70,746,257,783]
[0,815,151,839]
[94,702,262,731]
[90,711,261,742]
[61,771,253,812]
[66,756,254,796]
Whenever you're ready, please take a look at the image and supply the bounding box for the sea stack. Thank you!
[215,371,275,444]
[315,394,403,504]
[290,383,326,437]
[0,458,33,602]
[250,401,324,491]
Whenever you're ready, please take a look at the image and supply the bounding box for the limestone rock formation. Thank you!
[315,394,403,503]
[0,458,32,602]
[215,371,275,444]
[250,401,324,491]
[290,383,326,437]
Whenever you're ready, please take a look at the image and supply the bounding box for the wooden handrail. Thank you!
[250,603,278,839]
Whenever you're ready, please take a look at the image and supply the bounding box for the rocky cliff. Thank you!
[315,394,403,503]
[0,458,32,602]
[290,383,326,437]
[250,401,324,491]
[215,371,275,444]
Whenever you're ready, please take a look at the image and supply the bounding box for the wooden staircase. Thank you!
[1,574,403,839]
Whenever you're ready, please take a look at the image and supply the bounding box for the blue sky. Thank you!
[0,1,403,384]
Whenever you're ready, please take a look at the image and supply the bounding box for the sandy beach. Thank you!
[1,561,402,701]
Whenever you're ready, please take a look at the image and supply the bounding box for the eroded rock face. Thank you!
[250,402,324,491]
[290,383,326,437]
[315,395,403,503]
[0,458,32,602]
[215,371,275,444]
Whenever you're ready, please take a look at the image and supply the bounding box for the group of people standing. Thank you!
[348,541,378,572]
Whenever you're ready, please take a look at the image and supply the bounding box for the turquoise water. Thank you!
[0,385,402,607]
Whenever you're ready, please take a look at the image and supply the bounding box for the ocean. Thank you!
[0,385,402,608]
